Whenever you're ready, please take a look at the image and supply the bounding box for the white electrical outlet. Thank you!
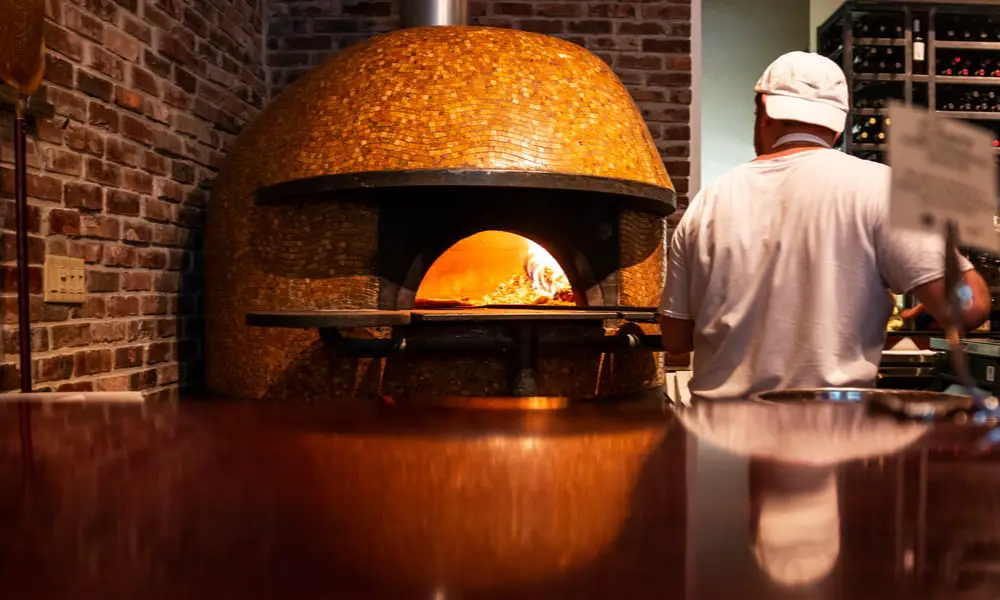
[44,256,86,304]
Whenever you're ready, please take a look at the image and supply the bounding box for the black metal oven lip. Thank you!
[246,307,659,329]
[253,169,677,217]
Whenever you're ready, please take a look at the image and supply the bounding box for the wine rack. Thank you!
[818,0,1000,165]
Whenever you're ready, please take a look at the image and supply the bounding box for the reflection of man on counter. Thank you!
[658,51,991,400]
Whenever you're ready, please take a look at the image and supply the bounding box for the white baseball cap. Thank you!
[755,51,849,134]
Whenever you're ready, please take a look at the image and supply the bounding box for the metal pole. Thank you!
[13,100,33,475]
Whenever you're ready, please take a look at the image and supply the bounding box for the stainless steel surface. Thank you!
[930,336,1000,358]
[401,0,467,28]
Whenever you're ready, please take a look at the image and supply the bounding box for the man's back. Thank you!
[661,149,952,399]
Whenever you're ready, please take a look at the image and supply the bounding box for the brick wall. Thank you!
[0,0,267,399]
[266,0,693,206]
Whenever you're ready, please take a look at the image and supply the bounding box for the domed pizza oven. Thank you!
[204,0,676,403]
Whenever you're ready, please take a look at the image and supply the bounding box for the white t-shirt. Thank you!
[659,148,973,400]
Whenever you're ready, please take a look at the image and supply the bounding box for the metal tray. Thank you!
[751,387,976,421]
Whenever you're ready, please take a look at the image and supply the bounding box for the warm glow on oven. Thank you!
[415,231,576,307]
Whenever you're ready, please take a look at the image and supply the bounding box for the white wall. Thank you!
[700,0,810,186]
[811,0,845,51]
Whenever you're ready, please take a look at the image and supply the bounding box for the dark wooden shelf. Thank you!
[937,40,1000,50]
[0,83,54,119]
[854,37,908,46]
[936,110,1000,120]
[855,107,891,115]
[937,75,1000,85]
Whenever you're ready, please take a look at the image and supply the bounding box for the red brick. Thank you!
[57,381,94,392]
[51,323,91,349]
[144,97,171,124]
[0,265,43,294]
[88,101,120,132]
[154,128,185,157]
[640,4,691,19]
[137,248,167,269]
[44,148,83,176]
[48,209,81,236]
[163,84,191,110]
[85,157,122,187]
[105,27,140,61]
[47,88,88,122]
[618,22,666,35]
[64,181,104,211]
[105,137,143,167]
[130,65,159,95]
[27,173,63,202]
[127,318,156,341]
[73,348,113,376]
[35,355,74,382]
[122,271,152,291]
[145,198,173,222]
[67,239,104,263]
[115,86,145,114]
[114,345,144,368]
[44,22,84,61]
[87,270,120,292]
[44,54,75,87]
[64,4,105,41]
[82,0,118,22]
[141,294,168,315]
[120,114,153,145]
[88,45,125,80]
[35,118,67,144]
[77,71,114,101]
[107,295,139,317]
[130,368,158,389]
[91,321,127,343]
[66,125,106,156]
[147,341,173,364]
[124,16,151,43]
[122,219,152,243]
[122,169,153,194]
[641,39,691,54]
[71,296,108,319]
[590,3,635,18]
[536,3,583,17]
[144,151,168,175]
[107,190,140,216]
[618,55,663,70]
[80,214,120,240]
[158,32,199,67]
[95,374,130,391]
[157,316,177,338]
[105,244,136,267]
[155,271,181,293]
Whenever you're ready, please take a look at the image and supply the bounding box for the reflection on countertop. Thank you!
[0,395,997,599]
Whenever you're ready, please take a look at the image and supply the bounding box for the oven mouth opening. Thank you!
[414,230,579,309]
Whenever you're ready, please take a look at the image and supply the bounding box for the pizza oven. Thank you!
[203,0,677,404]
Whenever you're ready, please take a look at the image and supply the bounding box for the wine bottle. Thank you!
[913,18,926,69]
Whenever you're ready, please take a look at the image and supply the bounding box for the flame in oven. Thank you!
[524,240,570,297]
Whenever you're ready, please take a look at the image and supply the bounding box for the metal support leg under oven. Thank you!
[508,324,540,397]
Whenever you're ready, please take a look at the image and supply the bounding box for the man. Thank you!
[659,51,990,400]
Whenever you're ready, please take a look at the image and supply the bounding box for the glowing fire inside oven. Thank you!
[414,231,576,307]
[525,240,571,297]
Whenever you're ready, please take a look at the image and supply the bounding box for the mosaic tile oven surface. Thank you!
[205,26,673,401]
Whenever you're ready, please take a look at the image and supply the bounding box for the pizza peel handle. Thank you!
[0,0,46,100]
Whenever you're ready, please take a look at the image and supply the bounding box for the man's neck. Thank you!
[754,145,826,162]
